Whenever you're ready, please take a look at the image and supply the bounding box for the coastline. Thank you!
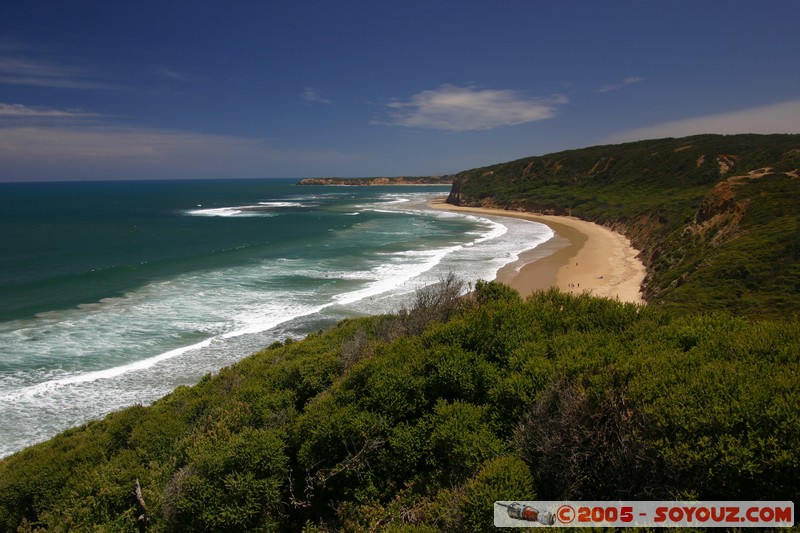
[429,199,646,304]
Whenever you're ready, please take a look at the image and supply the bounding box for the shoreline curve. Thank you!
[428,199,646,304]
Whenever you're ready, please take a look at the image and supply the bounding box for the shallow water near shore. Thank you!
[0,178,553,457]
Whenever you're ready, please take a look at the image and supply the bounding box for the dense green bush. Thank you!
[2,282,797,530]
[458,455,535,532]
[163,425,287,531]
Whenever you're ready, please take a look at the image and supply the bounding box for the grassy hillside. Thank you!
[1,281,798,531]
[448,134,800,319]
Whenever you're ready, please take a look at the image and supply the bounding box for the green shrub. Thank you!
[2,288,799,530]
[458,455,536,532]
[163,426,286,531]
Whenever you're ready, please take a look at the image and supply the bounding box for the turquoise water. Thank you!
[0,179,553,456]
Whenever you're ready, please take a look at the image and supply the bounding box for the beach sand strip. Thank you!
[429,200,646,304]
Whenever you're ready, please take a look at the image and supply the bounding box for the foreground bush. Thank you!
[1,283,798,531]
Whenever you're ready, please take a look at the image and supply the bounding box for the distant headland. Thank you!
[297,175,453,186]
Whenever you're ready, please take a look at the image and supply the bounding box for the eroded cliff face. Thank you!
[446,175,476,206]
[685,169,767,246]
[447,170,499,207]
[445,177,465,205]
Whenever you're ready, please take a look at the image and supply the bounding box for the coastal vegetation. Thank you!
[449,133,800,319]
[1,134,799,530]
[2,282,798,531]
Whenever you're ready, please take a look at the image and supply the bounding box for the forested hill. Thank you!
[448,134,800,319]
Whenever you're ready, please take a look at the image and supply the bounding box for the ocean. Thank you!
[0,178,554,457]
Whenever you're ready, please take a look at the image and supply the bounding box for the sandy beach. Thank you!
[429,199,646,304]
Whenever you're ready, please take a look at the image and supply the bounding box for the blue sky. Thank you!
[1,0,799,181]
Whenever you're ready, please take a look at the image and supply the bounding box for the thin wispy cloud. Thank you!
[609,99,800,142]
[302,87,332,105]
[376,85,567,132]
[0,54,112,90]
[0,125,268,159]
[153,67,198,83]
[0,102,97,119]
[597,76,643,93]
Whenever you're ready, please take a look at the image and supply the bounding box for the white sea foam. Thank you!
[376,196,410,206]
[0,338,215,401]
[187,200,315,217]
[258,201,318,208]
[188,206,246,216]
[332,245,462,306]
